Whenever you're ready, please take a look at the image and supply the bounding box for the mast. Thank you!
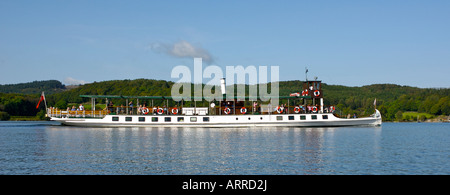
[220,78,226,115]
[305,67,309,81]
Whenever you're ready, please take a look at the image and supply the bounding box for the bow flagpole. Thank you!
[374,98,377,110]
[36,92,47,112]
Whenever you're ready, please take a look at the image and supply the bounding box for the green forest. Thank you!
[0,80,66,94]
[0,79,448,122]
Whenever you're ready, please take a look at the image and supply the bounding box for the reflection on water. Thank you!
[41,126,366,174]
[1,122,448,174]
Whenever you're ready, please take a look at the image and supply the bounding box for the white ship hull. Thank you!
[51,110,382,128]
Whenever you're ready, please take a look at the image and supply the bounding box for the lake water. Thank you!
[0,121,448,175]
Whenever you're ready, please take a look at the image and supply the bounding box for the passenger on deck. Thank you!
[129,101,133,115]
[108,101,114,113]
[119,105,124,114]
[138,105,143,115]
[79,104,84,111]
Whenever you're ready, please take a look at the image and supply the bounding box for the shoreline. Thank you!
[3,118,449,123]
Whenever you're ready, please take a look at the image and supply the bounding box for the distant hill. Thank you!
[0,78,448,121]
[0,80,66,95]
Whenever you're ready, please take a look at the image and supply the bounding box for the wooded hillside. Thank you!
[0,79,448,121]
[0,80,66,94]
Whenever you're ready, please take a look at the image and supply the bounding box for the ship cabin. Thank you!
[47,80,335,119]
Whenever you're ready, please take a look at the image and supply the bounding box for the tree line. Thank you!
[0,79,448,121]
[0,80,66,94]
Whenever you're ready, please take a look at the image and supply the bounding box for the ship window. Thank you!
[190,117,197,122]
[139,117,145,122]
[165,117,171,122]
[276,116,283,121]
[312,115,317,120]
[236,117,239,120]
[322,115,328,119]
[152,117,158,122]
[177,117,184,122]
[300,115,306,120]
[125,117,132,122]
[203,117,209,122]
[315,82,320,90]
[112,116,119,121]
[288,116,294,120]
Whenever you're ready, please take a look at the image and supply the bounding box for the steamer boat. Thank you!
[48,79,382,127]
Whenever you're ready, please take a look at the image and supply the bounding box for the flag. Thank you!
[36,92,46,109]
[373,98,377,106]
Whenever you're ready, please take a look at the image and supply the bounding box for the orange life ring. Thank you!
[276,106,283,114]
[294,106,300,113]
[302,89,308,96]
[171,108,178,115]
[224,107,231,115]
[157,108,164,115]
[240,107,247,114]
[312,106,318,113]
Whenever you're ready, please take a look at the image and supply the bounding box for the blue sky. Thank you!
[0,0,449,88]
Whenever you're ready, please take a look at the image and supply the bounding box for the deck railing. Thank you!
[48,105,337,118]
[47,108,108,118]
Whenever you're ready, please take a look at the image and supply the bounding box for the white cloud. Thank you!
[64,77,88,85]
[150,40,214,64]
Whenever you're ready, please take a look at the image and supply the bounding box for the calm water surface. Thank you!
[0,121,448,174]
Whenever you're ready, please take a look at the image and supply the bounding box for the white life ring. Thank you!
[142,107,149,115]
[224,107,231,115]
[313,90,320,97]
[157,108,164,115]
[240,107,247,114]
[171,108,178,115]
[294,106,300,113]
